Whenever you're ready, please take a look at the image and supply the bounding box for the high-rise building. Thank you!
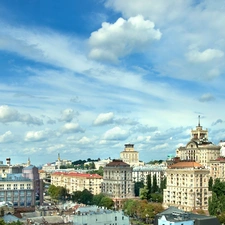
[101,159,135,209]
[163,161,211,211]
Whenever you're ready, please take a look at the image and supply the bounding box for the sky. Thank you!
[0,0,225,166]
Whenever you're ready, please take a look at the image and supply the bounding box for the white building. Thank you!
[65,206,130,225]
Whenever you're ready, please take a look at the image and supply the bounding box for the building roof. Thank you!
[51,171,102,179]
[156,207,220,225]
[105,159,130,167]
[168,161,203,169]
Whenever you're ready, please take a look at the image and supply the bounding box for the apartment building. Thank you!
[0,173,35,207]
[51,171,103,195]
[101,159,135,209]
[163,161,211,211]
[132,164,166,187]
[120,144,144,167]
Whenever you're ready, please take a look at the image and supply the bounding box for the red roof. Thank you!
[51,171,102,179]
[169,161,203,169]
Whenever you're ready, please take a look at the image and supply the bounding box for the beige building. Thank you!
[51,172,102,195]
[120,144,144,167]
[163,161,211,211]
[209,157,225,182]
[176,118,221,167]
[132,164,166,188]
[101,159,135,209]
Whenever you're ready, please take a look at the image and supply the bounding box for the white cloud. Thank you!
[103,126,129,140]
[24,129,52,142]
[59,108,78,122]
[93,112,114,126]
[88,15,161,62]
[0,105,43,125]
[0,131,14,143]
[61,123,84,134]
[46,144,65,153]
[199,93,215,102]
[187,48,224,63]
[77,136,91,144]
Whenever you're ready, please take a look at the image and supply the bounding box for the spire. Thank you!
[198,115,200,126]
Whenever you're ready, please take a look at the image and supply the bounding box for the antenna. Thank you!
[198,115,200,126]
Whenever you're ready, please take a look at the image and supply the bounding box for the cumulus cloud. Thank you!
[59,108,78,122]
[199,93,215,102]
[61,123,84,134]
[0,105,43,125]
[24,129,52,142]
[93,112,114,126]
[0,131,14,143]
[186,48,224,63]
[88,15,161,62]
[103,126,129,140]
[77,136,91,144]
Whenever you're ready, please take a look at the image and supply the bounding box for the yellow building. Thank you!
[120,144,144,167]
[163,161,211,211]
[176,118,221,167]
[51,172,103,195]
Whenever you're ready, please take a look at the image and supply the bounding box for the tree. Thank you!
[146,174,152,196]
[92,193,105,206]
[72,191,82,203]
[134,181,144,197]
[208,177,213,191]
[79,189,93,205]
[99,197,114,209]
[140,187,148,200]
[152,174,158,193]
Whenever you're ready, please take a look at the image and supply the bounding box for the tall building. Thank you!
[163,161,211,211]
[176,117,221,167]
[120,144,144,167]
[101,159,135,209]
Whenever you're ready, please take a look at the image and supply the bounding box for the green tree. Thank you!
[208,177,213,191]
[147,174,152,196]
[140,187,148,200]
[79,189,93,205]
[92,193,105,206]
[134,181,144,197]
[72,191,82,203]
[152,174,158,193]
[99,196,114,209]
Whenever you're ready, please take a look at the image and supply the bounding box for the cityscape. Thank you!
[0,120,224,224]
[1,0,225,225]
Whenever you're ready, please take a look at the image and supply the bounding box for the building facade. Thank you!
[101,159,135,209]
[176,119,221,167]
[0,173,35,207]
[120,144,144,167]
[163,161,211,211]
[132,164,166,188]
[51,171,103,195]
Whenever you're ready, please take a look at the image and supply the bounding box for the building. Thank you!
[154,206,220,225]
[51,171,103,195]
[209,157,225,182]
[120,144,144,167]
[69,206,130,225]
[132,164,166,188]
[176,117,221,167]
[163,161,211,211]
[101,159,135,209]
[23,165,43,205]
[0,173,35,207]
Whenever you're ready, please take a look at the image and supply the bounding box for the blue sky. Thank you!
[0,0,225,166]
